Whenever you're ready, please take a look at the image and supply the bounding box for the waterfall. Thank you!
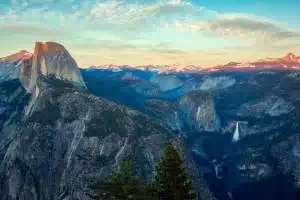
[232,121,240,142]
[214,164,223,179]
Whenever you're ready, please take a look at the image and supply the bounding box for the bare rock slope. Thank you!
[0,42,215,200]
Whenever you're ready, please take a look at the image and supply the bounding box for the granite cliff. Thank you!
[0,42,215,200]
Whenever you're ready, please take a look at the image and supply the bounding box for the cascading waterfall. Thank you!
[232,121,240,142]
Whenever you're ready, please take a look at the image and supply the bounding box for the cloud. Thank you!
[11,0,54,8]
[0,23,69,39]
[173,13,300,43]
[1,0,300,66]
[88,0,300,46]
[89,0,197,25]
[4,0,298,45]
[68,40,180,54]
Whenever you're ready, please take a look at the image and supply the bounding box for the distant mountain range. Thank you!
[3,50,300,73]
[87,64,202,73]
[89,53,300,73]
[211,53,300,71]
[86,53,300,73]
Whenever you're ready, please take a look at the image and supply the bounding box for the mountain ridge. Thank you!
[3,48,299,73]
[86,52,300,73]
[0,50,32,62]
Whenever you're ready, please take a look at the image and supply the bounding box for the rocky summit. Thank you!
[0,42,215,200]
[19,41,86,91]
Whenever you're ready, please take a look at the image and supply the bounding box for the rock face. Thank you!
[0,42,215,200]
[145,99,184,131]
[0,50,32,82]
[200,76,235,91]
[20,42,85,91]
[177,91,221,133]
[150,74,183,92]
[271,133,300,187]
[144,91,221,133]
[0,78,201,200]
[238,95,295,118]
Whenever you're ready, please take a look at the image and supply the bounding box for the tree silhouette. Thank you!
[152,144,196,200]
[89,160,145,200]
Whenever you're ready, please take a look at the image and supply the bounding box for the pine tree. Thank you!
[152,144,196,200]
[90,160,145,200]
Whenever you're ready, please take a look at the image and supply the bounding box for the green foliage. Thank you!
[152,144,196,200]
[90,160,152,200]
[90,145,196,200]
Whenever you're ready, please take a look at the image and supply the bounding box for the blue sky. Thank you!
[0,0,300,67]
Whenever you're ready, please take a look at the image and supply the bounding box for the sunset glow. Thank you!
[1,0,300,67]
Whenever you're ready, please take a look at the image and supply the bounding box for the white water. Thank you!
[214,164,223,179]
[232,121,240,142]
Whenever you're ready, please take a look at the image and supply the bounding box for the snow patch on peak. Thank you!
[86,64,202,74]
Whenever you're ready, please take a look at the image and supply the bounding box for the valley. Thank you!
[82,58,300,199]
[0,42,300,199]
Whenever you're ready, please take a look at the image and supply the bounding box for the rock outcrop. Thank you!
[150,74,183,92]
[238,95,295,118]
[177,91,221,132]
[20,42,85,91]
[145,91,222,133]
[200,76,236,91]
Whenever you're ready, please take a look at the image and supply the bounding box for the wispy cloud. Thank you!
[172,13,300,43]
[1,0,300,66]
[0,24,66,36]
[4,0,299,43]
[89,0,199,25]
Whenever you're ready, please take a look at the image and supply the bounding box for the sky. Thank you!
[0,0,300,67]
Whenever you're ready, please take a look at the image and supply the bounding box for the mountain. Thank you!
[21,41,86,91]
[150,64,202,73]
[0,50,32,62]
[88,53,300,73]
[209,53,300,72]
[0,50,32,82]
[0,42,215,200]
[89,64,202,73]
[81,62,300,199]
[2,43,300,199]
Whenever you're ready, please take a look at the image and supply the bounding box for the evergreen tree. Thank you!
[90,160,145,200]
[152,144,196,200]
